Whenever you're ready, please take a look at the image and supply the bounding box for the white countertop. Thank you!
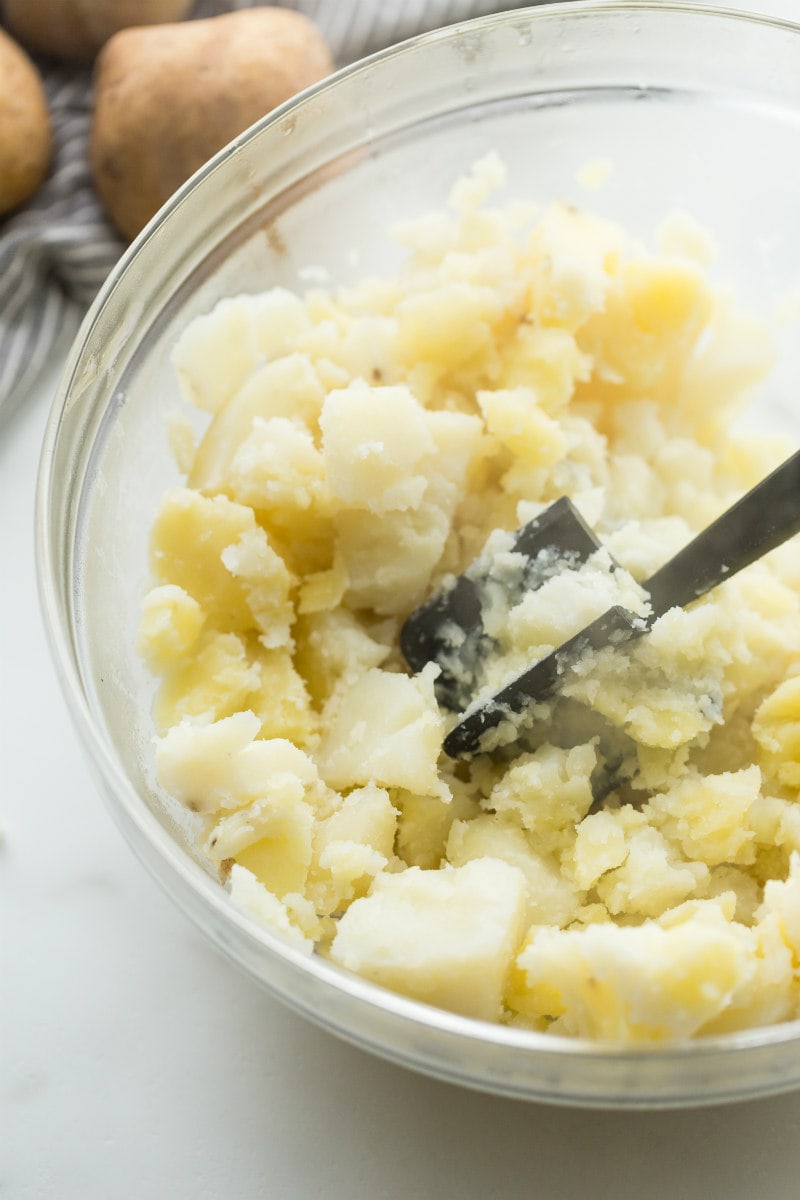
[6,3,800,1195]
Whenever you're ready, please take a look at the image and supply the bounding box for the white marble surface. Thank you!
[6,2,800,1195]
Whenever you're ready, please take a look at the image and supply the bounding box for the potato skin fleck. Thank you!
[0,28,52,217]
[1,0,193,63]
[89,8,334,241]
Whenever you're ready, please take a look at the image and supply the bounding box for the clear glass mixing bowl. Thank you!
[37,2,800,1107]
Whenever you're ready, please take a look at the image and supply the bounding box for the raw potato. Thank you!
[90,8,334,240]
[1,0,193,63]
[0,28,52,217]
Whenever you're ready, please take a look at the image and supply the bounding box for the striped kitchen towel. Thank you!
[0,0,540,424]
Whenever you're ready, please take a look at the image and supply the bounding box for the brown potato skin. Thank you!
[1,0,194,63]
[0,28,52,217]
[90,8,334,241]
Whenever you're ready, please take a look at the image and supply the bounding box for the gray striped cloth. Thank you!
[0,0,539,424]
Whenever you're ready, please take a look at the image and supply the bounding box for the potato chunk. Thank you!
[330,859,528,1021]
[153,630,260,731]
[225,416,327,513]
[511,913,755,1040]
[645,767,759,867]
[307,784,399,917]
[576,256,713,413]
[138,584,204,667]
[155,712,318,815]
[447,814,582,928]
[753,676,800,795]
[320,382,435,512]
[316,666,444,797]
[150,488,293,641]
[190,352,325,491]
[229,865,314,954]
[172,295,292,416]
[477,387,567,467]
[330,402,484,614]
[205,789,314,898]
[294,609,389,705]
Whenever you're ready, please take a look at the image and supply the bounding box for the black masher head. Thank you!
[401,447,800,762]
[400,497,612,711]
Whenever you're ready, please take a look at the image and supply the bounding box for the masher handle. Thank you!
[643,448,800,619]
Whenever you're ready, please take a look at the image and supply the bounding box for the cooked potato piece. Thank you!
[156,712,319,815]
[205,789,315,898]
[510,910,755,1040]
[321,383,436,513]
[330,859,528,1021]
[229,865,314,954]
[138,584,204,668]
[316,666,445,797]
[753,676,800,796]
[150,488,294,646]
[447,814,582,928]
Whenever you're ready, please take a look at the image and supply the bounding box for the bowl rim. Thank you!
[34,0,800,1093]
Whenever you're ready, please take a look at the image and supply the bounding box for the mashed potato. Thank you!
[140,155,800,1041]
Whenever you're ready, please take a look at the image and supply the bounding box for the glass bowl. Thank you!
[36,1,800,1108]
